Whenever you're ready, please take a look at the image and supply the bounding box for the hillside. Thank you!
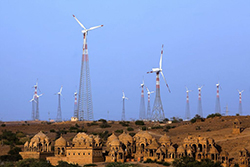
[0,116,250,164]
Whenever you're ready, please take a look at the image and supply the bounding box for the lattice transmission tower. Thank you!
[139,79,146,120]
[238,90,244,115]
[215,82,221,114]
[73,15,103,121]
[147,45,171,121]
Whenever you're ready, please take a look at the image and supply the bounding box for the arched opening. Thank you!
[198,144,202,152]
[141,144,145,152]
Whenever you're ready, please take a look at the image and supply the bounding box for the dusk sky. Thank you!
[1,1,250,121]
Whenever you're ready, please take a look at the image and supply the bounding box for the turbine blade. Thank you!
[160,72,171,93]
[88,25,103,31]
[159,45,164,69]
[73,15,86,30]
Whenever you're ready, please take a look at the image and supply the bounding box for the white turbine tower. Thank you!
[197,85,204,117]
[238,90,244,115]
[35,93,43,120]
[215,82,221,114]
[139,79,146,120]
[56,86,63,122]
[73,15,103,121]
[122,91,128,121]
[146,87,154,120]
[30,95,36,120]
[185,86,192,120]
[147,45,170,121]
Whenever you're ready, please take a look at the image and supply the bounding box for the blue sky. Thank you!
[1,1,250,121]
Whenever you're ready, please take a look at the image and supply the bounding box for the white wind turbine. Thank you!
[73,15,103,121]
[121,91,128,121]
[197,85,204,117]
[147,45,170,121]
[146,87,154,120]
[56,86,63,122]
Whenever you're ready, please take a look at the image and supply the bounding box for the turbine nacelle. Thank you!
[122,91,128,100]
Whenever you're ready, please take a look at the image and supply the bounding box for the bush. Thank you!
[207,113,222,119]
[99,123,111,128]
[56,161,80,167]
[98,119,107,123]
[171,117,183,123]
[142,126,147,131]
[172,157,222,167]
[50,129,56,133]
[135,120,145,125]
[1,123,6,127]
[151,125,163,129]
[129,133,136,137]
[115,129,123,134]
[119,121,129,126]
[190,114,204,123]
[127,127,134,131]
[87,122,98,126]
[196,126,201,130]
[84,164,97,166]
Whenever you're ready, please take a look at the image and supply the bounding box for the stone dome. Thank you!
[147,138,159,149]
[30,131,49,143]
[107,133,118,143]
[55,135,67,146]
[118,132,132,144]
[177,145,185,153]
[143,131,153,140]
[110,138,120,146]
[210,146,219,154]
[159,134,171,143]
[168,145,175,152]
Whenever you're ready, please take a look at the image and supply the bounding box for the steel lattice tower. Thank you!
[73,15,103,121]
[139,81,145,120]
[238,90,244,115]
[197,86,203,117]
[74,91,78,118]
[31,82,42,120]
[146,87,154,121]
[77,35,93,121]
[152,72,165,121]
[56,86,63,122]
[215,83,221,114]
[185,87,192,120]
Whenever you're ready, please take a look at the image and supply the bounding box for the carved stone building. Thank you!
[20,131,53,159]
[20,131,231,166]
[47,132,104,166]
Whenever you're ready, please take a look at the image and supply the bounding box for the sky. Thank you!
[1,1,250,121]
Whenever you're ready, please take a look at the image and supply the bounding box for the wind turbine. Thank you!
[147,45,170,121]
[73,15,103,121]
[238,90,244,115]
[122,91,128,121]
[185,86,192,120]
[146,87,154,120]
[56,86,63,122]
[139,79,146,120]
[197,85,204,117]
